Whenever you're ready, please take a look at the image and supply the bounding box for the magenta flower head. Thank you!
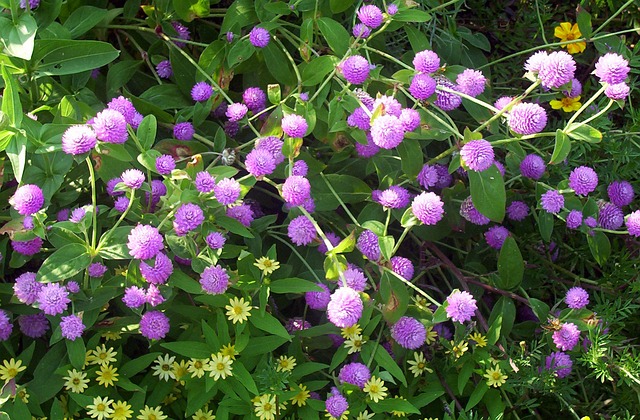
[14,272,41,304]
[10,184,44,216]
[127,224,164,260]
[341,267,367,292]
[114,196,129,212]
[245,148,276,178]
[377,185,410,209]
[412,191,445,225]
[594,52,630,84]
[387,3,398,15]
[249,27,270,48]
[191,82,213,102]
[564,78,582,98]
[306,282,331,310]
[200,265,229,294]
[566,209,583,229]
[524,51,548,73]
[417,164,439,189]
[37,283,70,316]
[69,207,86,223]
[317,231,341,254]
[18,313,48,338]
[107,96,137,125]
[214,178,241,206]
[226,103,248,122]
[391,316,426,349]
[227,203,254,226]
[139,310,170,340]
[60,315,85,341]
[433,77,462,111]
[456,69,486,97]
[627,210,640,236]
[174,203,204,236]
[565,286,589,309]
[140,252,173,284]
[538,51,576,88]
[340,55,371,85]
[520,154,546,180]
[357,229,380,261]
[598,201,623,230]
[173,122,194,140]
[540,190,564,214]
[281,114,308,138]
[12,237,43,256]
[484,225,509,249]
[413,50,440,74]
[494,96,514,111]
[93,109,128,144]
[0,310,12,341]
[399,108,421,132]
[106,177,124,197]
[608,180,634,207]
[171,21,190,47]
[205,232,226,250]
[371,114,404,149]
[409,73,436,100]
[242,87,266,112]
[391,256,414,279]
[156,60,172,78]
[372,95,402,116]
[195,171,216,193]
[545,352,573,378]
[292,160,308,177]
[460,139,494,172]
[446,290,477,323]
[327,287,363,328]
[255,136,285,165]
[507,201,529,221]
[357,4,383,28]
[552,322,580,351]
[123,286,146,308]
[569,166,598,196]
[88,262,108,278]
[339,362,371,388]
[287,215,317,246]
[605,82,630,100]
[325,390,349,419]
[352,23,371,38]
[508,102,547,135]
[355,134,380,158]
[282,175,311,206]
[121,169,145,189]
[62,125,97,155]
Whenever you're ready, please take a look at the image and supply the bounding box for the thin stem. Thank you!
[391,226,411,256]
[438,85,499,113]
[425,0,462,13]
[533,0,548,44]
[273,37,302,93]
[579,99,614,127]
[380,265,441,307]
[592,0,635,35]
[86,157,99,252]
[363,45,413,71]
[270,233,322,283]
[565,85,606,129]
[320,173,360,227]
[95,189,135,252]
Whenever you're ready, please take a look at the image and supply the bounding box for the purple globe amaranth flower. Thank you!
[357,229,380,261]
[585,216,597,229]
[339,363,371,388]
[412,191,445,225]
[145,284,165,306]
[66,281,80,294]
[545,352,573,378]
[391,256,415,279]
[57,209,69,222]
[433,76,462,111]
[62,125,97,155]
[130,112,143,129]
[485,225,509,249]
[460,196,491,225]
[598,201,623,230]
[524,51,548,73]
[494,96,514,111]
[306,283,331,310]
[564,78,582,98]
[538,51,576,89]
[93,109,128,144]
[352,23,371,38]
[249,27,270,48]
[456,69,486,97]
[12,237,43,256]
[171,21,190,47]
[140,252,173,285]
[174,203,204,236]
[245,148,276,178]
[191,81,213,102]
[605,82,630,100]
[399,108,421,132]
[156,60,172,78]
[540,190,564,214]
[37,283,70,316]
[553,322,580,351]
[173,122,194,140]
[357,4,383,28]
[205,232,226,250]
[121,169,145,189]
[227,203,254,226]
[520,154,546,180]
[60,314,85,341]
[123,286,146,308]
[242,87,266,112]
[626,210,640,236]
[565,286,589,309]
[413,50,440,74]
[0,310,12,341]
[377,185,410,209]
[107,96,137,125]
[195,171,216,193]
[355,134,380,158]
[317,231,341,254]
[446,290,477,323]
[418,164,439,189]
[593,52,630,85]
[225,120,239,137]
[569,166,598,196]
[347,107,371,130]
[371,114,404,149]
[292,160,308,177]
[200,265,229,294]
[214,178,241,206]
[327,287,363,328]
[409,73,436,100]
[139,311,170,340]
[566,209,583,229]
[226,103,248,122]
[281,114,308,138]
[287,215,317,246]
[255,136,285,165]
[282,175,311,206]
[14,272,41,305]
[69,207,86,223]
[325,390,349,419]
[341,267,367,292]
[106,177,124,196]
[460,139,494,172]
[285,317,311,333]
[127,224,164,260]
[18,313,49,338]
[23,215,34,230]
[387,3,398,15]
[392,316,426,349]
[114,196,129,212]
[372,95,402,117]
[340,55,370,85]
[10,184,44,216]
[608,180,634,207]
[20,0,40,9]
[508,102,547,135]
[507,201,529,221]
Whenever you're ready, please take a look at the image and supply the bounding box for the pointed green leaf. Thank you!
[37,243,92,283]
[496,237,524,290]
[550,129,571,164]
[468,165,505,222]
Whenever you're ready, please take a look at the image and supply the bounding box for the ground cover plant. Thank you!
[0,0,639,418]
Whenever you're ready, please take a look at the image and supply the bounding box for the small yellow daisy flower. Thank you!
[0,358,26,382]
[254,257,280,276]
[136,405,167,420]
[225,297,252,324]
[188,358,209,379]
[344,334,366,354]
[276,355,296,372]
[152,354,176,382]
[110,400,133,420]
[484,365,508,388]
[15,387,29,403]
[550,95,582,113]
[407,352,433,377]
[363,376,388,403]
[89,344,117,366]
[206,353,233,381]
[448,341,468,360]
[101,331,122,341]
[469,332,488,347]
[87,396,114,420]
[340,324,362,340]
[253,394,277,420]
[356,411,375,420]
[62,369,89,393]
[192,408,216,420]
[172,359,189,383]
[391,396,409,417]
[290,384,310,407]
[554,22,586,54]
[221,343,239,360]
[96,364,119,387]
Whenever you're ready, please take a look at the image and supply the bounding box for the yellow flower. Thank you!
[253,394,277,420]
[484,365,508,388]
[448,341,468,360]
[110,400,133,420]
[87,396,114,420]
[254,257,280,276]
[407,352,433,377]
[225,297,252,324]
[206,353,233,381]
[276,355,296,372]
[188,358,209,379]
[15,387,29,403]
[344,334,366,354]
[356,411,375,420]
[152,354,176,382]
[363,376,388,403]
[0,358,26,382]
[172,360,189,383]
[102,331,122,341]
[469,332,488,348]
[550,95,582,112]
[290,384,310,407]
[89,344,118,366]
[136,405,167,420]
[425,326,438,345]
[221,344,239,360]
[340,324,362,339]
[192,408,216,420]
[554,22,586,54]
[96,364,119,387]
[391,396,409,417]
[63,369,89,393]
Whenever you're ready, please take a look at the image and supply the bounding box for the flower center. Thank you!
[195,361,203,369]
[217,362,225,371]
[234,307,243,315]
[264,403,272,411]
[162,364,170,371]
[97,404,105,411]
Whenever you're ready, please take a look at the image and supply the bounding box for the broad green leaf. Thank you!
[66,338,86,369]
[106,60,141,96]
[458,359,475,393]
[240,335,289,356]
[405,25,431,52]
[33,40,120,76]
[269,278,323,294]
[496,237,524,290]
[565,123,602,143]
[37,243,92,283]
[330,0,354,13]
[528,298,549,322]
[312,174,371,212]
[465,382,489,411]
[317,18,349,56]
[327,231,355,255]
[486,296,516,345]
[373,344,407,386]
[23,151,73,201]
[550,129,571,164]
[62,6,105,38]
[226,39,255,68]
[1,64,22,127]
[6,132,26,183]
[263,41,296,86]
[379,272,409,323]
[397,138,423,178]
[371,398,420,414]
[120,352,162,377]
[219,0,258,34]
[98,226,134,259]
[217,215,254,239]
[249,311,291,340]
[0,14,37,60]
[173,0,210,22]
[468,165,505,222]
[379,235,395,262]
[231,362,259,395]
[576,6,592,39]
[393,9,431,23]
[587,230,610,266]
[324,254,348,280]
[302,55,338,86]
[537,210,554,242]
[137,114,157,151]
[139,85,191,110]
[160,341,212,359]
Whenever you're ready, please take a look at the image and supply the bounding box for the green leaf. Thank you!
[317,18,350,56]
[537,210,554,242]
[269,278,323,294]
[465,382,489,411]
[528,298,549,322]
[66,338,86,370]
[379,272,409,323]
[173,0,210,22]
[468,165,505,222]
[240,335,289,357]
[330,0,355,13]
[496,237,524,290]
[139,85,191,110]
[33,40,120,76]
[6,132,26,183]
[171,270,203,294]
[373,344,407,387]
[379,235,395,262]
[458,359,475,393]
[397,138,423,179]
[576,6,592,39]
[486,296,516,345]
[23,151,73,201]
[371,398,420,414]
[120,352,162,377]
[226,39,255,68]
[217,215,254,238]
[393,9,431,22]
[37,243,92,283]
[565,123,602,143]
[327,231,355,255]
[231,362,259,395]
[137,114,157,151]
[98,226,134,259]
[262,41,296,86]
[587,230,610,266]
[324,254,348,281]
[0,14,37,60]
[405,25,431,51]
[106,60,141,96]
[62,6,105,38]
[160,341,213,359]
[550,129,571,165]
[1,64,22,128]
[312,174,371,212]
[249,311,291,341]
[301,55,338,86]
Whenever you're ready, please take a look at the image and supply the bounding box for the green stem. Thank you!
[564,85,606,129]
[363,45,413,71]
[592,0,635,35]
[438,85,498,113]
[579,99,614,127]
[533,0,548,44]
[95,189,135,252]
[380,265,441,307]
[425,0,462,13]
[397,86,463,140]
[86,157,98,252]
[320,173,360,227]
[273,37,302,93]
[391,226,411,256]
[270,233,322,283]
